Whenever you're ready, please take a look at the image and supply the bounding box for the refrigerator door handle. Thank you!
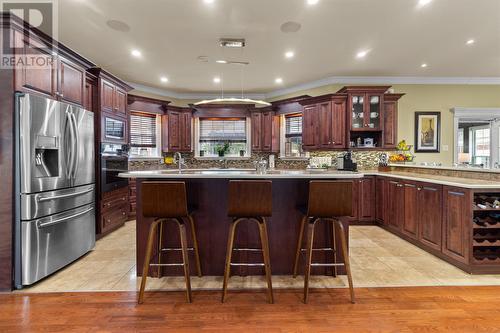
[70,112,79,180]
[37,206,94,229]
[65,109,75,180]
[37,187,93,202]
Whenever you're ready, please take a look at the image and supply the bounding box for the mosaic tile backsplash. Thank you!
[128,151,389,171]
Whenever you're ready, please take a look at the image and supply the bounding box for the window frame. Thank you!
[193,117,252,159]
[279,113,309,159]
[129,111,162,158]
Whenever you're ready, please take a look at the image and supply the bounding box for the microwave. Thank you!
[104,117,125,141]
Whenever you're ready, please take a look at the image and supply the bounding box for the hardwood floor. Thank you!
[2,287,500,332]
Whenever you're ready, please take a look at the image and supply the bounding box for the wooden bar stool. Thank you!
[222,180,274,304]
[138,181,202,304]
[292,181,355,304]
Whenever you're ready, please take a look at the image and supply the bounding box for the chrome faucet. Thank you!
[219,158,229,169]
[174,152,187,172]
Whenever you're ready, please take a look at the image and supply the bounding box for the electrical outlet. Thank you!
[442,145,449,152]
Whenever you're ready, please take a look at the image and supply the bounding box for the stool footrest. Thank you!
[310,263,345,267]
[233,248,263,252]
[149,263,185,267]
[300,248,335,252]
[230,263,265,267]
[161,248,195,252]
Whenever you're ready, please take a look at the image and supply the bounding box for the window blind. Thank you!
[130,112,157,148]
[199,118,246,141]
[286,114,302,137]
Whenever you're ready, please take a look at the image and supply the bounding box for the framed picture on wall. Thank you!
[415,112,441,153]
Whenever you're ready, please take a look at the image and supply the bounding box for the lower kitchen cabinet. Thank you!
[402,181,419,239]
[442,186,471,264]
[129,179,137,219]
[418,183,443,251]
[376,177,387,224]
[386,179,404,231]
[99,186,129,236]
[358,177,375,222]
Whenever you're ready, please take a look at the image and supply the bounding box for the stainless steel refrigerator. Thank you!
[14,93,96,288]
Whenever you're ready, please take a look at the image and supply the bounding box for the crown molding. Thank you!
[128,76,500,102]
[265,76,500,99]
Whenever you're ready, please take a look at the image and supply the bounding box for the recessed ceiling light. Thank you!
[285,51,295,59]
[216,60,228,64]
[418,0,432,6]
[160,77,168,83]
[356,50,369,59]
[307,0,319,5]
[213,77,221,83]
[131,49,142,58]
[275,78,283,84]
[466,39,475,45]
[280,21,302,33]
[204,0,214,3]
[421,63,428,68]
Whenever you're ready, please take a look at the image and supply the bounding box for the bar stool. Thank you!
[222,180,274,304]
[138,181,202,304]
[292,181,355,304]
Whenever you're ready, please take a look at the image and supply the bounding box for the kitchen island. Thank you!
[120,169,364,277]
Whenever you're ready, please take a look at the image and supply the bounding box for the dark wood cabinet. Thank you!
[358,177,375,221]
[302,105,318,150]
[402,182,419,240]
[418,183,443,251]
[84,75,97,112]
[13,30,87,107]
[100,78,127,116]
[383,94,404,149]
[162,107,192,152]
[99,187,129,235]
[387,179,404,231]
[376,177,387,224]
[442,186,471,264]
[300,95,347,150]
[57,57,85,106]
[129,179,137,219]
[251,109,279,152]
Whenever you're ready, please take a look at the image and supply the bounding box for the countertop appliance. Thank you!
[337,151,358,172]
[100,143,129,193]
[14,93,96,288]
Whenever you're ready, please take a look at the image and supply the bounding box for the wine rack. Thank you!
[473,193,500,264]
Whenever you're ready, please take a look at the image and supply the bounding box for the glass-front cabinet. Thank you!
[349,93,383,131]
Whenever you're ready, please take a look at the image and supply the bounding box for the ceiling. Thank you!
[58,0,500,94]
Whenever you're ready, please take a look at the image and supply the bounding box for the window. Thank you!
[471,126,490,166]
[196,118,250,157]
[281,113,308,158]
[130,112,161,157]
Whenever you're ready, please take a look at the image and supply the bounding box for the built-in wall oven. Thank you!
[101,143,129,193]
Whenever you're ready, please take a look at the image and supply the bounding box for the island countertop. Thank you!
[119,168,365,179]
[119,168,500,189]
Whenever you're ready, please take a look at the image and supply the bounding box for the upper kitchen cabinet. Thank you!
[383,94,405,149]
[162,106,193,152]
[88,68,133,144]
[84,73,97,112]
[299,94,347,150]
[11,26,93,107]
[251,108,280,153]
[337,86,404,150]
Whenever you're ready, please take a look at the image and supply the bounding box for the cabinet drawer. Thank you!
[102,187,129,213]
[101,204,128,233]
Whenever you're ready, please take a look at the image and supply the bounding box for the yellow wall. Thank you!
[269,84,500,165]
[134,84,500,166]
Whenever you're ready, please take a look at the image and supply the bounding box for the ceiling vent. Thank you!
[219,38,246,48]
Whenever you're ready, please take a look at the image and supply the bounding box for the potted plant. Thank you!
[216,142,230,157]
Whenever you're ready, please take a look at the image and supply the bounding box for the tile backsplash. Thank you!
[128,151,388,171]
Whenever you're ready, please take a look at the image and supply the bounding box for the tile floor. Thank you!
[18,220,500,293]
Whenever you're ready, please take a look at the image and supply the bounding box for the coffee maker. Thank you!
[337,151,358,171]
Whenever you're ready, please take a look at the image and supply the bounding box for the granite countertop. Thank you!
[119,168,364,179]
[365,170,500,189]
[119,168,500,189]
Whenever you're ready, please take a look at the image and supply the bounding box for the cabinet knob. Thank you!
[122,212,126,216]
[418,187,422,191]
[106,219,111,223]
